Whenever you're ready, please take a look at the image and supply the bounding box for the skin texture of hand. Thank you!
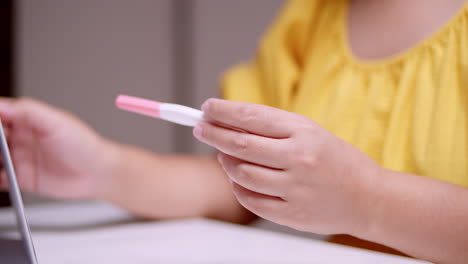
[193,98,383,235]
[0,98,110,199]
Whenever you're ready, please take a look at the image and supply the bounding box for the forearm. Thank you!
[356,169,468,263]
[95,140,255,224]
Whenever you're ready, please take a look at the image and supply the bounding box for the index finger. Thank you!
[202,99,297,138]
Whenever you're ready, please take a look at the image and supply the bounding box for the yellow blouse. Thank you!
[222,0,468,187]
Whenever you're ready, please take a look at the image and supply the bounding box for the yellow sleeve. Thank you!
[221,0,319,110]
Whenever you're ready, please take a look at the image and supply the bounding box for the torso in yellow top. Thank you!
[222,0,468,187]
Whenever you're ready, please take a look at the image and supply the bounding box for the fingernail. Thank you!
[201,99,211,113]
[193,125,203,139]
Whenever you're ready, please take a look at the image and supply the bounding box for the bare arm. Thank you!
[0,98,254,224]
[97,140,255,223]
[97,142,253,223]
[355,169,468,264]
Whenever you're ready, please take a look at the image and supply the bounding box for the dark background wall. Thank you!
[0,0,14,207]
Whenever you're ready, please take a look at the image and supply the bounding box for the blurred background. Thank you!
[0,0,284,205]
[1,0,329,241]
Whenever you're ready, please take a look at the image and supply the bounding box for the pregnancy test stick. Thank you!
[115,94,204,127]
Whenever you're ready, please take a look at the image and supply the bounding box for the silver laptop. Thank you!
[0,121,38,264]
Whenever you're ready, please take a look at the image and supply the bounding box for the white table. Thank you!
[0,201,430,263]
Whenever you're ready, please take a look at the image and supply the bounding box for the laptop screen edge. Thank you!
[0,120,38,264]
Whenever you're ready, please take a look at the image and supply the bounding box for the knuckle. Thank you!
[231,184,263,213]
[207,98,218,114]
[200,124,214,140]
[295,149,319,168]
[239,104,258,124]
[236,164,255,184]
[200,125,209,139]
[297,122,318,135]
[241,195,262,212]
[232,187,279,217]
[231,135,249,153]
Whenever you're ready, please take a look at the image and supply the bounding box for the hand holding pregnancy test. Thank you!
[116,95,382,235]
[192,98,383,236]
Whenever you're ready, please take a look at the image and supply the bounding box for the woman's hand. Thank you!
[193,98,383,235]
[0,97,114,200]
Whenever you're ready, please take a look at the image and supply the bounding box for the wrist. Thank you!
[348,162,388,240]
[92,137,126,202]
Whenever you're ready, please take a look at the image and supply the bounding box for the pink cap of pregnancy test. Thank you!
[115,94,161,118]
